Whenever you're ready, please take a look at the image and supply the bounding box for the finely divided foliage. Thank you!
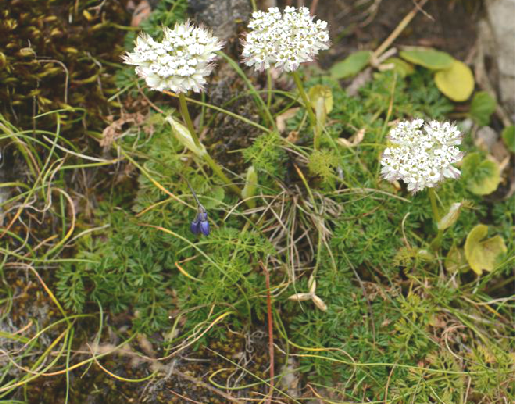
[241,6,330,72]
[381,119,463,192]
[12,2,511,402]
[123,21,223,92]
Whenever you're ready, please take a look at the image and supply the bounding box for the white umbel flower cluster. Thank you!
[123,22,223,93]
[242,6,330,72]
[381,119,464,192]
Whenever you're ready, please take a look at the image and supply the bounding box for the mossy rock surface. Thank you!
[0,0,129,133]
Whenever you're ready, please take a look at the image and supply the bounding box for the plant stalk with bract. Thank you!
[380,119,464,249]
[241,6,330,148]
[123,21,242,197]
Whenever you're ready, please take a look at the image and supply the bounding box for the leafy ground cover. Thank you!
[1,0,514,403]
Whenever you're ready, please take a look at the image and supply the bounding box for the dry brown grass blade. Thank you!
[372,0,431,60]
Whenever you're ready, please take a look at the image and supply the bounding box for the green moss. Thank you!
[0,0,129,133]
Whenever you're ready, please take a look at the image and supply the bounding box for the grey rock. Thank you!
[475,126,498,151]
[483,0,515,116]
[188,0,252,40]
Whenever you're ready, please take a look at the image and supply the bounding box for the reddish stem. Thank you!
[310,0,319,15]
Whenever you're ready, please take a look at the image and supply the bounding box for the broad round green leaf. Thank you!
[501,125,515,153]
[383,57,414,77]
[434,60,475,102]
[461,152,501,195]
[399,49,454,70]
[469,91,497,126]
[330,51,371,79]
[464,224,507,276]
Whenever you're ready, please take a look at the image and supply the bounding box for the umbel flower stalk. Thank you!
[124,22,241,197]
[380,119,464,248]
[178,92,242,196]
[241,6,330,147]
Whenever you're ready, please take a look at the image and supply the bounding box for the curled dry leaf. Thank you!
[338,128,365,147]
[136,333,156,357]
[308,276,317,294]
[286,130,300,143]
[101,112,147,148]
[288,276,327,311]
[276,108,300,133]
[288,292,313,302]
[311,294,328,312]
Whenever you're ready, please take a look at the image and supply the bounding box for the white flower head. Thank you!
[123,21,223,93]
[380,119,464,193]
[241,6,330,72]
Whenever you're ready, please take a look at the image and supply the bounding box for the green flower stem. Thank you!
[169,91,270,134]
[218,52,277,131]
[430,229,444,251]
[291,72,315,127]
[203,154,242,197]
[267,70,273,110]
[291,71,318,147]
[179,93,201,149]
[428,187,441,223]
[178,93,242,197]
[428,187,443,250]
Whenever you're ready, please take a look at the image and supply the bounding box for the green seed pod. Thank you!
[242,165,258,201]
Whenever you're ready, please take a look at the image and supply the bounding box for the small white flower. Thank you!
[380,120,464,192]
[123,21,223,93]
[241,6,330,72]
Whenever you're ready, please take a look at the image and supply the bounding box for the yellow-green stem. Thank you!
[178,93,242,197]
[218,52,277,131]
[204,154,242,197]
[428,188,441,223]
[179,93,201,148]
[267,70,273,110]
[430,230,444,251]
[428,187,443,250]
[291,71,318,147]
